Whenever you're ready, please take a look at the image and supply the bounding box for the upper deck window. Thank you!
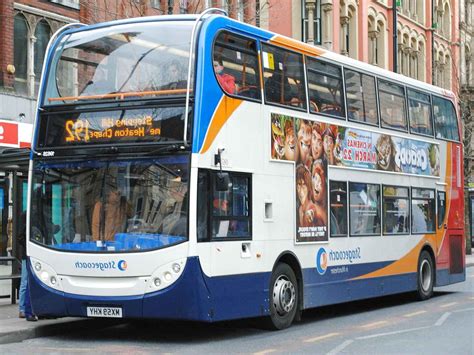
[432,96,460,141]
[43,21,193,106]
[378,80,407,131]
[408,89,433,136]
[261,43,306,110]
[306,58,345,118]
[213,32,261,100]
[344,69,378,125]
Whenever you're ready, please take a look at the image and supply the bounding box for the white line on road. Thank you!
[304,332,340,343]
[452,307,474,313]
[403,310,427,318]
[359,320,388,329]
[434,312,451,326]
[356,326,431,340]
[440,302,457,308]
[254,349,276,355]
[326,340,354,355]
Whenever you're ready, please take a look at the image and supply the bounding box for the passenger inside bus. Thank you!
[92,183,131,241]
[265,71,301,106]
[213,59,236,94]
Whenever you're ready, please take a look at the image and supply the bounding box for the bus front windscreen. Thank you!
[43,21,193,106]
[29,155,189,252]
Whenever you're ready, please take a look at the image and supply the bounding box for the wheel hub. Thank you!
[420,259,432,292]
[273,276,296,316]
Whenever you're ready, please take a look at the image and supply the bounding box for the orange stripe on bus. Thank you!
[270,35,325,57]
[200,96,243,154]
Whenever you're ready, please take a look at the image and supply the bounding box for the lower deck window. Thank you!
[197,170,252,241]
[349,182,380,236]
[411,188,435,234]
[330,181,348,237]
[383,186,409,235]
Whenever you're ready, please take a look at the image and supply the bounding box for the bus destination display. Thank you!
[39,107,185,148]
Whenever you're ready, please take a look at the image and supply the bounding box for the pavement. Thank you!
[0,251,473,345]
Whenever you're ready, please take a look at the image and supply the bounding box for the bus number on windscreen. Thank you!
[65,119,90,143]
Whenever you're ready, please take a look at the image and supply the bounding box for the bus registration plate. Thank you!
[87,306,122,318]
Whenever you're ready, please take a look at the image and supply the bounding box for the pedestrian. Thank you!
[17,211,37,321]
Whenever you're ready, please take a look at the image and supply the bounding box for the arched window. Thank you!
[418,40,426,81]
[368,14,377,65]
[347,5,357,59]
[34,20,51,94]
[444,53,451,89]
[376,19,387,68]
[14,14,28,94]
[443,2,451,38]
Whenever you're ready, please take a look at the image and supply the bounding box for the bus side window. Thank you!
[382,186,409,235]
[329,181,348,237]
[349,182,381,236]
[197,170,210,242]
[437,191,446,229]
[379,80,408,131]
[307,57,345,118]
[432,96,460,141]
[408,89,433,136]
[411,188,435,234]
[261,43,306,109]
[211,172,252,240]
[344,69,377,125]
[213,31,261,100]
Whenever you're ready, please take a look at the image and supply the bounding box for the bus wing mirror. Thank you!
[216,172,231,191]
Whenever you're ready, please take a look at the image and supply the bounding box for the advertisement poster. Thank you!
[270,113,440,243]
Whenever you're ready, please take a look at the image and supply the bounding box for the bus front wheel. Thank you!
[267,263,298,330]
[416,250,434,300]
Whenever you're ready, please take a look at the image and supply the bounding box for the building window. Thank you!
[34,20,51,95]
[302,0,321,44]
[14,14,28,95]
[49,0,80,10]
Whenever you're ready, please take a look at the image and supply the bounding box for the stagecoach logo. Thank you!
[74,259,128,272]
[316,248,328,275]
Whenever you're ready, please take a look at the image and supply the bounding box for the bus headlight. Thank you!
[164,272,172,282]
[30,257,62,291]
[147,258,186,293]
[172,263,181,273]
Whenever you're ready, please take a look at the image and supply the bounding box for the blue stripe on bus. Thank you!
[28,256,419,322]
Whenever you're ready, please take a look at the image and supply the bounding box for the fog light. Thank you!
[50,276,57,285]
[172,263,181,273]
[164,272,172,282]
[153,278,161,287]
[40,271,48,282]
[34,262,42,271]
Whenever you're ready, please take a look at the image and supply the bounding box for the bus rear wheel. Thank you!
[416,250,434,301]
[267,263,298,330]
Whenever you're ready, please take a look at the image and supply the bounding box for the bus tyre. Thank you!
[268,263,298,330]
[416,250,434,301]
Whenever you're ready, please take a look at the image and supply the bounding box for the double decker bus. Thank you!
[27,9,465,330]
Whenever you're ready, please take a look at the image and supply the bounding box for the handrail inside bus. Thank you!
[47,88,192,102]
[184,7,228,143]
